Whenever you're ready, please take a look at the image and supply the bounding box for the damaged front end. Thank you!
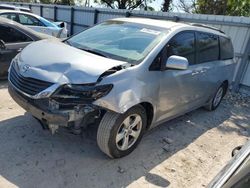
[8,83,106,134]
[8,61,120,135]
[7,38,132,134]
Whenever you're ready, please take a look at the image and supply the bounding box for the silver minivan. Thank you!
[8,18,235,158]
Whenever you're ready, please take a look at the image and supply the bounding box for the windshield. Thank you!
[39,17,58,28]
[66,20,168,64]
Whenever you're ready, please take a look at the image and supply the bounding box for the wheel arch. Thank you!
[222,80,229,96]
[139,102,154,130]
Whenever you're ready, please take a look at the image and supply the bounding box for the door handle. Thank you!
[200,68,208,74]
[192,68,208,75]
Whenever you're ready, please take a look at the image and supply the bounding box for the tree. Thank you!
[12,0,75,5]
[195,0,227,15]
[41,0,75,5]
[98,0,150,9]
[161,0,172,12]
[226,0,250,16]
[177,0,250,17]
[177,0,196,13]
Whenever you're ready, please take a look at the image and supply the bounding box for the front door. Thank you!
[156,31,207,122]
[0,25,32,77]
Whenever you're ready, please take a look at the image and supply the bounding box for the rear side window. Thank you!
[0,25,32,43]
[220,36,234,60]
[166,32,195,65]
[198,32,219,63]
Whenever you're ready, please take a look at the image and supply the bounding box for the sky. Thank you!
[149,0,165,11]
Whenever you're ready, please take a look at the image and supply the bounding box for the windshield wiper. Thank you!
[78,47,109,58]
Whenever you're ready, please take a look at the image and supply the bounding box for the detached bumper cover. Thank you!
[8,84,69,126]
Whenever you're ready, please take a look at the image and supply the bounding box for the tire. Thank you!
[204,84,226,111]
[97,105,147,158]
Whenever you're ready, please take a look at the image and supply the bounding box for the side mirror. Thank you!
[0,40,6,50]
[166,55,189,70]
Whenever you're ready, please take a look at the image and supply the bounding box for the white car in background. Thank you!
[0,10,67,38]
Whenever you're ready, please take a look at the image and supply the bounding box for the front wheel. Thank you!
[97,105,147,158]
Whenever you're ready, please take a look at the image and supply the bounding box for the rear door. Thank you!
[195,32,221,101]
[0,25,33,77]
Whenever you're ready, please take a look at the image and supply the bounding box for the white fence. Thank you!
[4,2,250,93]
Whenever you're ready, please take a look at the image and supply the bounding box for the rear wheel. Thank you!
[205,84,226,111]
[97,105,147,158]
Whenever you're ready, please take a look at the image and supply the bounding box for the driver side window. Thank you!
[166,32,195,65]
[0,25,32,43]
[18,14,43,26]
[149,31,196,71]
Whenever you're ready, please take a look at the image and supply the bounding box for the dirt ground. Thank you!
[0,80,249,188]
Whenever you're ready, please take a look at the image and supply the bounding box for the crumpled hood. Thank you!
[17,39,127,84]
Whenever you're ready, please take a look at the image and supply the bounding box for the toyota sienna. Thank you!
[8,18,235,158]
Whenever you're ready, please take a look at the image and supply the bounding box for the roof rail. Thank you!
[190,23,225,34]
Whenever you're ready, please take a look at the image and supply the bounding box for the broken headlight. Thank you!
[52,84,113,102]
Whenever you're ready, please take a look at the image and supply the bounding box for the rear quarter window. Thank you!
[220,36,234,60]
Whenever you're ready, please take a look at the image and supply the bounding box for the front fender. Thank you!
[93,75,158,114]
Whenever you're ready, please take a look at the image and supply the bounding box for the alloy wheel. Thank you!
[115,114,142,151]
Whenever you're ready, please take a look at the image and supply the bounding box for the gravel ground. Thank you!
[0,80,249,188]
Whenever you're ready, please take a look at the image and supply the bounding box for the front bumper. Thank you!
[9,84,68,126]
[8,84,96,127]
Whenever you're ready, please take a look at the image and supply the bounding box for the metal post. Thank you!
[70,7,75,35]
[233,34,250,92]
[93,9,99,25]
[54,6,57,22]
[40,5,43,17]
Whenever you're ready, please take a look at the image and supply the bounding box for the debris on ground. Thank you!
[117,166,125,174]
[56,159,65,167]
[224,92,250,106]
[162,137,174,144]
[162,145,170,152]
